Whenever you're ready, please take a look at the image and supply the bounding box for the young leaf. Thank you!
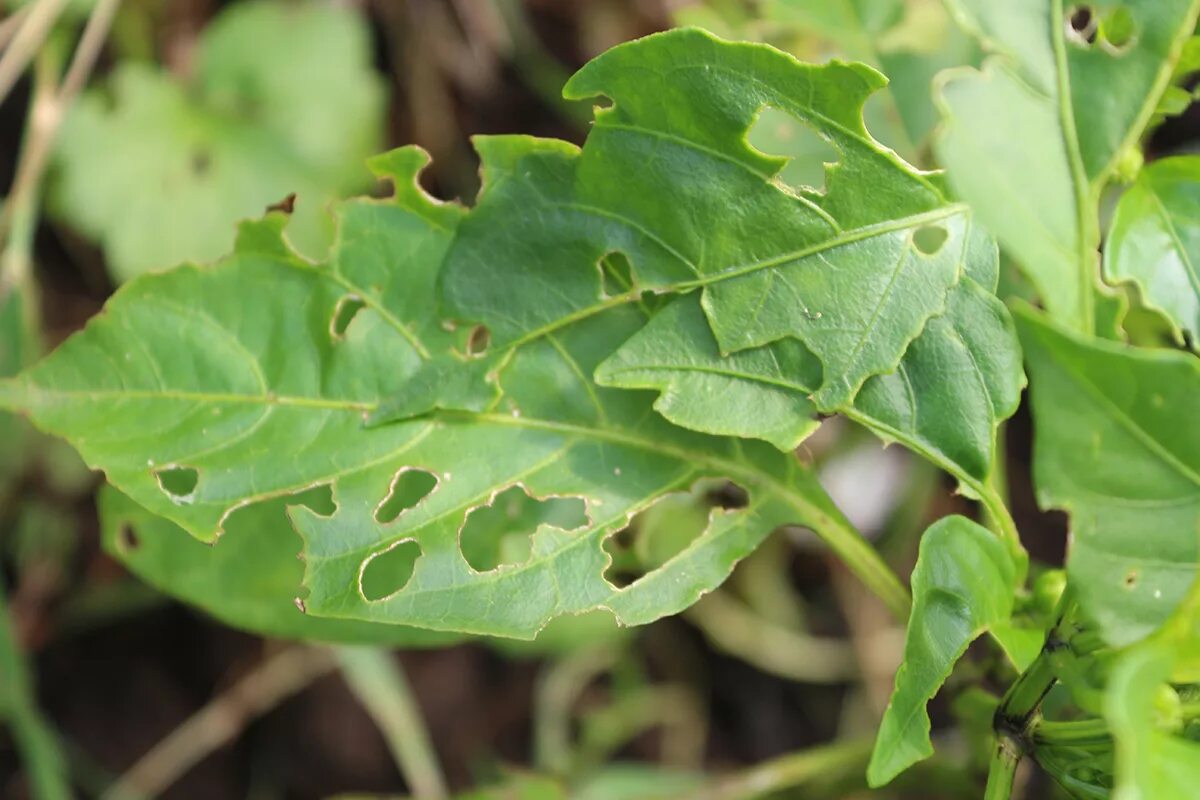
[868,515,1020,787]
[99,487,458,647]
[1104,156,1200,346]
[439,29,970,411]
[1,148,906,637]
[53,0,384,280]
[1016,307,1200,647]
[937,0,1200,331]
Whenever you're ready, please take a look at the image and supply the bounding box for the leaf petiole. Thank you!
[983,734,1021,800]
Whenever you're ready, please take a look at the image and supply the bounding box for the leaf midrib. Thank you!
[13,385,375,413]
[600,360,813,394]
[508,204,967,350]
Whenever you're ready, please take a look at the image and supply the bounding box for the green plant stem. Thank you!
[998,646,1058,727]
[335,647,448,800]
[0,577,71,799]
[1032,700,1200,748]
[686,737,873,800]
[1050,0,1097,335]
[983,735,1021,800]
[987,606,1078,800]
[1033,718,1110,748]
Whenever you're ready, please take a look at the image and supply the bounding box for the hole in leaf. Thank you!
[600,252,635,298]
[361,540,422,601]
[913,225,949,255]
[1124,569,1139,589]
[466,325,491,357]
[155,466,198,501]
[706,481,749,509]
[118,523,140,552]
[293,484,336,517]
[1067,6,1099,45]
[603,480,747,589]
[460,485,588,572]
[331,296,366,339]
[748,107,839,194]
[1099,7,1136,51]
[376,469,438,524]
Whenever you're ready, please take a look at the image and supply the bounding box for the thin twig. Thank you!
[0,5,34,52]
[0,0,123,247]
[0,0,69,107]
[58,0,121,102]
[102,646,338,800]
[336,647,448,800]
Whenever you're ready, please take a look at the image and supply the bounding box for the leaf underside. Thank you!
[1,28,1029,639]
[8,141,868,638]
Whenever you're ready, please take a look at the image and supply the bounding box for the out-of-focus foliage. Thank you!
[936,0,1200,333]
[1104,156,1200,346]
[672,0,980,163]
[51,0,384,281]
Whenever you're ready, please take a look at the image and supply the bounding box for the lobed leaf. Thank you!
[868,515,1020,787]
[2,146,904,638]
[438,29,969,411]
[1104,155,1200,346]
[937,0,1200,330]
[599,223,1024,488]
[1017,307,1200,647]
[99,486,458,646]
[52,0,384,280]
